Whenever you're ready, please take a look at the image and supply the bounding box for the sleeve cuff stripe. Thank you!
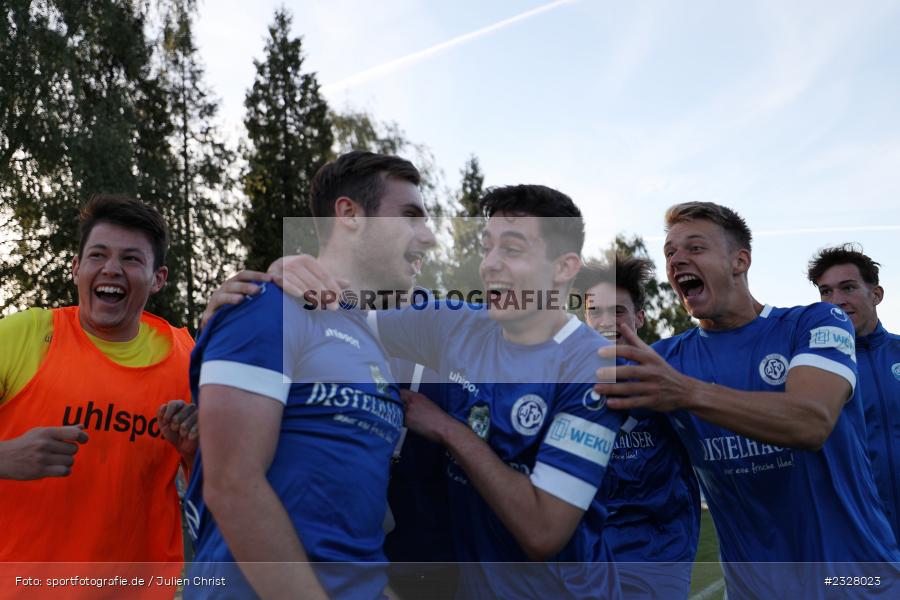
[789,353,857,391]
[530,461,598,511]
[199,360,291,404]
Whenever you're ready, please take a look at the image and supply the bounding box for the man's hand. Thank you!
[158,400,198,460]
[267,255,349,308]
[400,389,456,443]
[200,270,273,330]
[594,324,696,412]
[0,426,88,480]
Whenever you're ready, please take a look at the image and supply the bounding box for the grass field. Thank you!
[689,509,725,599]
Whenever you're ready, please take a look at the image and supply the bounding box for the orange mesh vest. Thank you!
[0,307,193,565]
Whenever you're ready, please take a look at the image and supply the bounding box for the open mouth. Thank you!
[599,330,620,341]
[675,273,705,300]
[404,251,424,275]
[485,282,514,305]
[94,284,126,304]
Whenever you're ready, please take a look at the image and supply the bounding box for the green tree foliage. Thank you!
[152,1,238,330]
[443,154,485,293]
[1,0,164,312]
[612,234,695,343]
[241,8,332,270]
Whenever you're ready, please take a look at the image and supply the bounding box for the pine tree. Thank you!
[241,8,332,270]
[152,1,238,330]
[444,155,485,294]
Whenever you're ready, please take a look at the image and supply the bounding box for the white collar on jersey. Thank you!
[553,314,581,344]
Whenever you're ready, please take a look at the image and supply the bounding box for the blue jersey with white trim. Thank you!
[856,321,900,544]
[184,284,402,600]
[600,410,699,593]
[653,303,899,597]
[374,301,626,599]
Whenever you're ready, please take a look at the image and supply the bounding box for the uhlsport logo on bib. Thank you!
[759,353,788,385]
[511,394,547,436]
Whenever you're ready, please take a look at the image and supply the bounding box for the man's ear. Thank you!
[635,309,646,330]
[71,255,80,283]
[872,285,884,306]
[151,266,168,294]
[733,248,751,277]
[334,196,362,225]
[554,252,582,286]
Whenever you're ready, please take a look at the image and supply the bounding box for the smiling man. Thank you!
[0,195,196,580]
[593,202,900,599]
[808,244,900,545]
[183,151,437,600]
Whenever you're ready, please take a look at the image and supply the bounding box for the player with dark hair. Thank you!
[0,194,196,594]
[272,184,626,598]
[184,151,436,599]
[576,254,699,599]
[807,243,900,544]
[593,202,900,598]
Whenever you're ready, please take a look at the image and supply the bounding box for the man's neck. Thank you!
[698,294,764,332]
[500,308,571,346]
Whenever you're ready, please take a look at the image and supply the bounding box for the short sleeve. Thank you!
[788,303,858,391]
[196,283,296,404]
[530,343,626,510]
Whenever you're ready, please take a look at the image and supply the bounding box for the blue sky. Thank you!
[196,0,900,327]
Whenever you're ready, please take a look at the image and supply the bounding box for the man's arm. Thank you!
[402,390,584,561]
[200,384,328,600]
[594,325,846,450]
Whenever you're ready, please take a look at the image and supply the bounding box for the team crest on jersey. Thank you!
[370,364,389,395]
[758,353,788,385]
[892,363,900,381]
[511,394,547,436]
[582,388,606,411]
[830,306,848,322]
[468,404,490,440]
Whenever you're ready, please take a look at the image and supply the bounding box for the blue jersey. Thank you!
[184,284,403,600]
[654,303,900,599]
[856,321,900,543]
[373,302,626,599]
[600,411,700,599]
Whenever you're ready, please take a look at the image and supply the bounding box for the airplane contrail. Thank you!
[321,0,578,94]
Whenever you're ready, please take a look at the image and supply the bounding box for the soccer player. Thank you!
[807,244,900,544]
[0,196,196,588]
[183,151,437,599]
[576,254,699,599]
[592,202,900,598]
[279,185,626,598]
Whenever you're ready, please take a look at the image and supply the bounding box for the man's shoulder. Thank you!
[769,302,848,325]
[0,307,53,339]
[651,327,699,357]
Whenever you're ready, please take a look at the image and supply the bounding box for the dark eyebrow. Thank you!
[401,203,426,217]
[86,243,146,254]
